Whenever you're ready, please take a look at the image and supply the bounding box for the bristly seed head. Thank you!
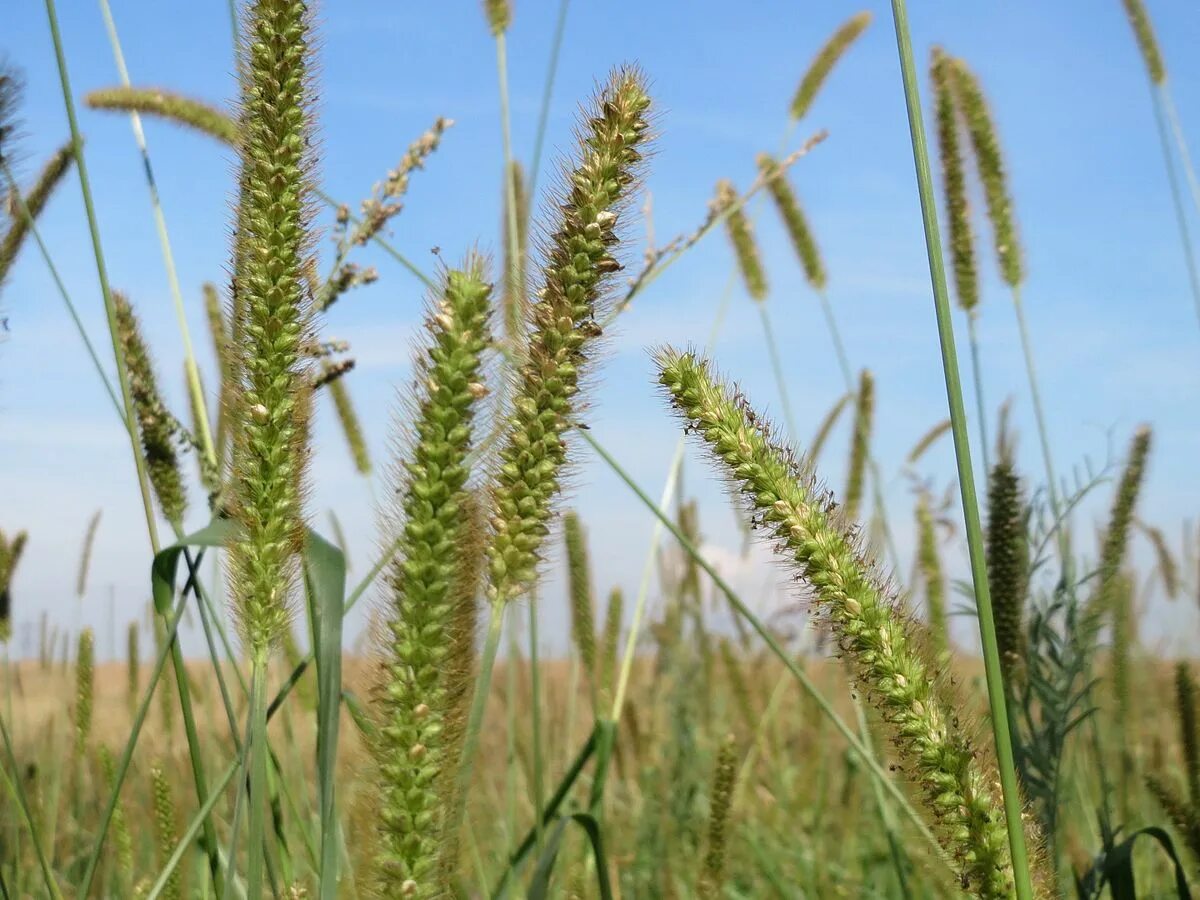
[756,153,826,291]
[485,66,653,606]
[1121,0,1166,85]
[789,12,872,122]
[227,0,319,658]
[716,179,767,302]
[930,47,979,315]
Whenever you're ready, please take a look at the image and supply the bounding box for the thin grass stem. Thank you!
[245,654,270,897]
[1150,88,1200,332]
[0,717,62,900]
[526,0,571,201]
[966,312,990,478]
[887,2,1035,894]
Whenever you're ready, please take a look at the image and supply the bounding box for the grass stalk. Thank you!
[0,716,63,900]
[451,602,505,837]
[966,312,990,477]
[1150,88,1200,331]
[1011,286,1063,531]
[245,653,270,897]
[755,302,799,441]
[43,0,162,557]
[528,597,545,854]
[887,1,1035,894]
[97,0,217,469]
[0,159,123,418]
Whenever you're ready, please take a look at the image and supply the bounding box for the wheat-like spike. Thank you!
[1176,662,1200,808]
[1092,426,1152,617]
[563,511,597,689]
[203,281,233,471]
[599,587,624,709]
[85,87,237,145]
[326,374,371,475]
[98,745,135,884]
[1137,519,1179,598]
[0,141,74,287]
[1121,0,1166,85]
[658,349,1019,897]
[0,529,27,643]
[74,628,94,756]
[1110,572,1134,762]
[809,391,852,463]
[1146,773,1200,860]
[756,153,826,290]
[916,494,949,661]
[716,179,767,302]
[75,510,102,599]
[502,160,530,362]
[375,259,493,897]
[114,292,188,526]
[227,0,318,657]
[0,62,19,164]
[930,48,979,314]
[986,447,1028,682]
[843,369,874,523]
[948,57,1023,289]
[698,733,739,899]
[151,762,181,900]
[485,67,652,606]
[483,0,511,35]
[789,12,873,121]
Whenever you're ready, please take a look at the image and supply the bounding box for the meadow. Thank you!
[1,0,1200,897]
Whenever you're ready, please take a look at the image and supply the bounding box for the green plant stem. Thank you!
[526,0,571,201]
[581,429,949,866]
[756,302,799,440]
[814,287,901,572]
[452,602,506,839]
[245,653,270,898]
[0,160,123,418]
[1150,87,1200,331]
[77,574,197,897]
[1011,286,1064,542]
[887,2,1034,895]
[44,0,162,559]
[528,597,545,855]
[966,312,991,477]
[1160,86,1200,234]
[98,0,217,469]
[0,717,63,900]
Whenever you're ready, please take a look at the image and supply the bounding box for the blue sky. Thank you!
[2,1,1199,661]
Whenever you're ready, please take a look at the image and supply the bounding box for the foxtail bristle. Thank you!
[85,87,237,146]
[226,0,319,658]
[375,259,493,895]
[930,48,978,314]
[658,349,1021,897]
[715,179,767,302]
[74,628,94,756]
[697,733,739,898]
[948,57,1023,289]
[789,12,872,122]
[0,141,75,288]
[1121,0,1166,85]
[114,292,188,526]
[756,153,826,290]
[843,369,873,523]
[484,67,653,606]
[563,511,597,694]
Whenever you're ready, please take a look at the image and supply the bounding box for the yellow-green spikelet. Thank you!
[1093,426,1152,615]
[0,142,74,285]
[485,67,652,605]
[931,48,979,314]
[151,762,181,900]
[75,628,94,755]
[716,179,767,302]
[756,153,826,290]
[0,530,26,643]
[986,451,1028,681]
[658,349,1016,898]
[915,495,949,661]
[228,0,318,658]
[114,292,188,525]
[843,369,873,523]
[789,12,872,122]
[376,260,493,896]
[563,511,597,684]
[1121,0,1166,85]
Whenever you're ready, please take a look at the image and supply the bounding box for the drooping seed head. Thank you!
[1121,0,1166,85]
[986,446,1029,682]
[715,179,767,302]
[930,47,979,314]
[0,529,25,643]
[657,349,1021,897]
[85,87,237,145]
[756,153,826,290]
[114,292,188,526]
[948,56,1023,289]
[326,374,371,475]
[485,67,653,606]
[76,510,102,599]
[789,12,872,122]
[227,0,319,658]
[843,369,874,523]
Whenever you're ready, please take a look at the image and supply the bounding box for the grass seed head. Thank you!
[1,141,75,289]
[657,349,1019,897]
[789,12,872,122]
[74,628,95,756]
[227,0,319,658]
[0,529,26,642]
[114,292,188,526]
[85,87,237,145]
[843,369,873,523]
[756,153,826,290]
[715,179,767,302]
[916,494,949,661]
[485,66,652,606]
[564,511,597,686]
[931,47,979,314]
[698,733,739,898]
[986,444,1028,682]
[151,761,181,900]
[1122,0,1166,84]
[327,375,372,475]
[483,0,512,36]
